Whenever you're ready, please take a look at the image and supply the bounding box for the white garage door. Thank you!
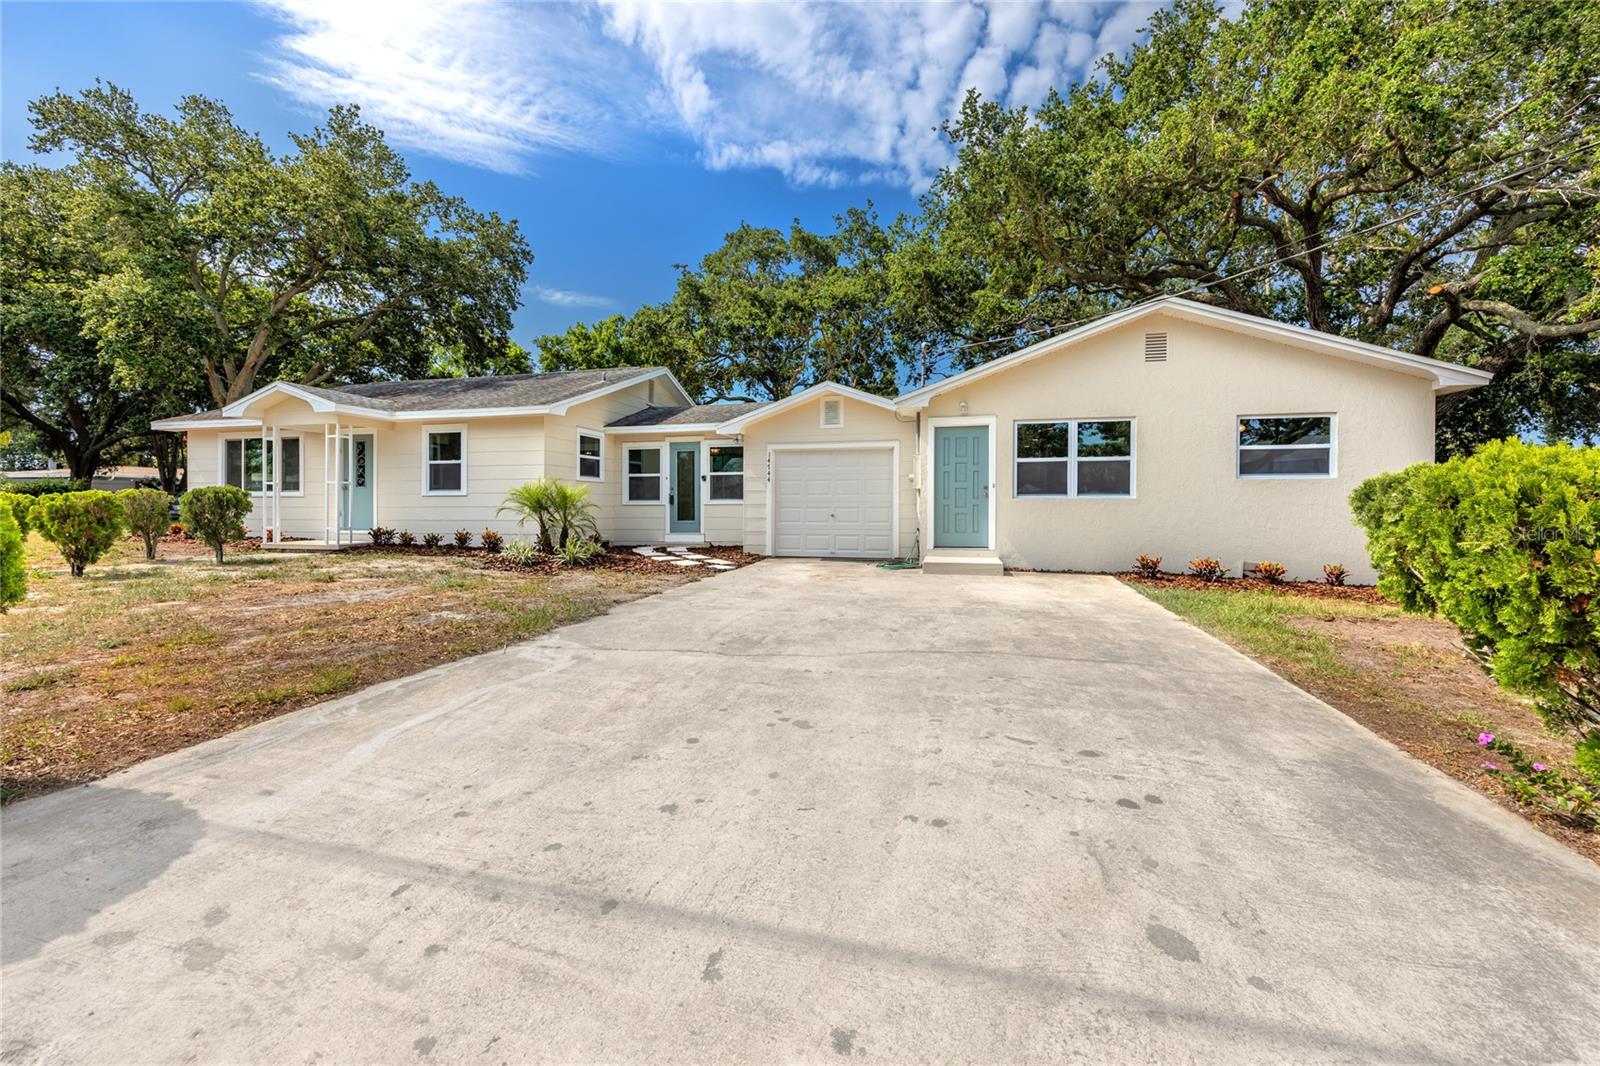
[773,448,895,558]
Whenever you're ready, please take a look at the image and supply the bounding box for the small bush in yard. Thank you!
[1132,553,1163,578]
[167,521,190,539]
[398,531,416,547]
[0,492,35,538]
[502,539,540,566]
[1575,734,1600,784]
[558,537,603,567]
[34,490,125,577]
[480,529,503,553]
[422,532,443,548]
[1254,560,1287,584]
[178,486,252,565]
[1187,556,1227,582]
[1473,731,1596,829]
[453,528,473,548]
[0,503,25,610]
[118,488,172,560]
[1352,439,1599,739]
[1323,563,1348,586]
[367,527,395,546]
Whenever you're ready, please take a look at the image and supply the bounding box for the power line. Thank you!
[918,133,1600,380]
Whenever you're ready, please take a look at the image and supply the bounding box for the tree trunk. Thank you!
[64,447,102,486]
[213,541,225,565]
[152,434,186,495]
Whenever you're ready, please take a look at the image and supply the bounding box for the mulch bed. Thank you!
[1118,571,1391,604]
[443,543,766,576]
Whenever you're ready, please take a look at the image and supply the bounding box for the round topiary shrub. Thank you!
[33,490,126,577]
[179,485,253,564]
[0,503,25,610]
[118,488,173,560]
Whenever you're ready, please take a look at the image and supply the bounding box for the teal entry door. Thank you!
[340,434,375,531]
[669,441,701,535]
[934,425,988,547]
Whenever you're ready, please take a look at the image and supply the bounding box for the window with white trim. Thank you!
[708,445,743,501]
[820,398,843,428]
[1237,416,1333,477]
[625,446,662,502]
[224,437,301,494]
[577,430,603,480]
[425,430,465,494]
[1014,419,1133,498]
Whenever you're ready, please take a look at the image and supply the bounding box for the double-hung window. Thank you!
[224,438,301,495]
[625,446,662,502]
[707,445,743,501]
[1237,416,1333,477]
[425,429,465,494]
[577,431,603,480]
[1014,420,1133,498]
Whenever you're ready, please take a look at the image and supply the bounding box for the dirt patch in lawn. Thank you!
[1127,580,1598,864]
[1,536,757,803]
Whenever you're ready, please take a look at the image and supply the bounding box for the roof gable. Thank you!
[714,382,896,434]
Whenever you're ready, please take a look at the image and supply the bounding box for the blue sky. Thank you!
[2,1,1160,353]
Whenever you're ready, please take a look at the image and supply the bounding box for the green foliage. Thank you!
[117,488,171,560]
[397,531,416,547]
[178,485,251,564]
[0,492,36,538]
[421,532,442,548]
[34,489,125,577]
[502,539,540,566]
[1351,440,1600,736]
[0,502,25,610]
[499,479,600,552]
[0,478,83,497]
[1473,731,1595,829]
[367,527,395,546]
[1575,734,1600,784]
[557,537,603,567]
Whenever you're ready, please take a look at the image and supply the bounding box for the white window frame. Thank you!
[819,397,844,429]
[1012,418,1136,499]
[576,428,604,482]
[421,424,468,496]
[624,443,666,505]
[703,442,745,505]
[220,434,304,497]
[1236,414,1337,480]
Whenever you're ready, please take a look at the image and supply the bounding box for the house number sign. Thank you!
[354,442,367,487]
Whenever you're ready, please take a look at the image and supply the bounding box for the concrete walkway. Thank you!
[3,561,1597,1064]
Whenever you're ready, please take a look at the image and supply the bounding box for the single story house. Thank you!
[152,296,1491,581]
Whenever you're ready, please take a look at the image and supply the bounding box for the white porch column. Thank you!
[259,422,269,540]
[271,424,281,543]
[322,424,331,543]
[331,422,343,545]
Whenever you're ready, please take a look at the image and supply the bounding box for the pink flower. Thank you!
[1477,733,1495,746]
[1532,763,1547,772]
[1481,761,1499,770]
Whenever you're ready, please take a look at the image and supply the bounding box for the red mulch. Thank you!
[476,544,763,576]
[1118,571,1391,604]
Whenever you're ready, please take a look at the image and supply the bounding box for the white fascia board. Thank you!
[604,423,732,436]
[150,417,261,431]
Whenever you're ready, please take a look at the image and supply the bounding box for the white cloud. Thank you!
[256,0,1169,189]
[529,285,614,309]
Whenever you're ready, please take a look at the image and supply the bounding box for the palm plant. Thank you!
[499,480,599,552]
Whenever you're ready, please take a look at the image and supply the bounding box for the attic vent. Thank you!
[820,397,844,428]
[1144,332,1168,363]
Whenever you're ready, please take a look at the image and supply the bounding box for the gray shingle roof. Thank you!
[605,402,769,427]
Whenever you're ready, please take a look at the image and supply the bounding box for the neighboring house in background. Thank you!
[1,465,169,492]
[152,296,1491,581]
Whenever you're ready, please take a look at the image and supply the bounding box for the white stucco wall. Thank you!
[914,310,1437,582]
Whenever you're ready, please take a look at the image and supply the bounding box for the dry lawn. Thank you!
[1,534,702,802]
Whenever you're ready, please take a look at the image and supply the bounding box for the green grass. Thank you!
[1131,585,1400,679]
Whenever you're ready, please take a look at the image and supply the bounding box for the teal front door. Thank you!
[934,425,988,547]
[340,434,375,531]
[669,441,700,535]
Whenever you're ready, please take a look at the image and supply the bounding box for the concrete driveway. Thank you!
[3,561,1597,1064]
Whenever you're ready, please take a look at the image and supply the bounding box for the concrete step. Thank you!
[921,553,1005,576]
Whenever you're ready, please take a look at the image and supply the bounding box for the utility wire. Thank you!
[916,133,1600,382]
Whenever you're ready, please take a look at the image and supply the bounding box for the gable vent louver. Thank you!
[1144,332,1169,363]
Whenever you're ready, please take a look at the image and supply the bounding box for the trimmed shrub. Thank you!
[1254,560,1286,584]
[179,486,252,565]
[1187,556,1227,582]
[502,539,540,566]
[1575,734,1600,785]
[1351,439,1599,738]
[0,492,35,539]
[453,528,473,548]
[119,488,172,560]
[397,531,416,547]
[34,490,126,577]
[558,536,603,567]
[480,529,503,553]
[1322,563,1348,586]
[1132,553,1163,578]
[422,532,443,548]
[367,527,396,546]
[0,503,24,610]
[0,477,81,497]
